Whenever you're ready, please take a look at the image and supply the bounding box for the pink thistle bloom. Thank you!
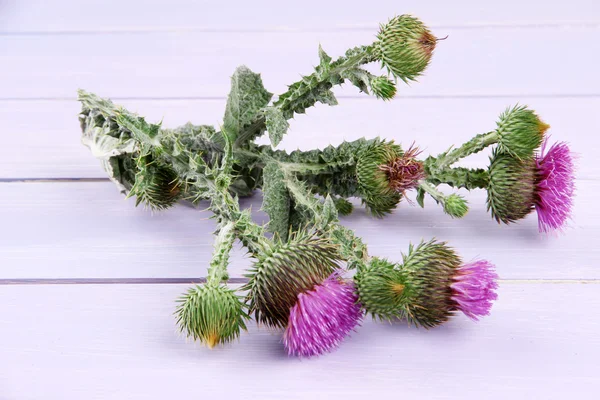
[451,260,499,321]
[535,140,575,233]
[283,272,362,357]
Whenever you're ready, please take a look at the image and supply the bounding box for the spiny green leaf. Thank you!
[223,66,272,144]
[264,107,290,147]
[262,162,291,241]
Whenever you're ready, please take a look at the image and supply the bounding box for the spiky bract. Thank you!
[444,194,469,218]
[375,15,436,82]
[369,76,397,100]
[397,240,462,328]
[496,105,549,159]
[284,272,362,357]
[176,284,247,348]
[128,156,181,210]
[354,257,407,320]
[535,141,575,233]
[244,233,340,328]
[487,149,536,224]
[356,140,403,216]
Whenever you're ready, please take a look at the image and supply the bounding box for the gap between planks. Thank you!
[0,278,598,285]
[1,22,599,36]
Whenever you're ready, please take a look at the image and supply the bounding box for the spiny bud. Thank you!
[374,15,437,82]
[444,194,469,218]
[129,156,181,210]
[176,284,247,348]
[369,76,397,100]
[398,240,462,328]
[354,257,406,321]
[243,233,339,328]
[356,140,403,217]
[487,149,536,224]
[496,105,549,159]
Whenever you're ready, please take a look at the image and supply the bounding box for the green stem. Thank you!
[426,167,489,190]
[418,181,447,204]
[429,131,498,170]
[207,221,236,284]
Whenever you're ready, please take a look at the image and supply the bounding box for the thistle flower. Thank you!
[397,240,498,328]
[356,140,403,216]
[243,233,339,328]
[378,145,426,195]
[487,141,575,231]
[176,284,247,348]
[451,260,499,321]
[535,140,575,233]
[283,272,362,357]
[496,105,549,159]
[354,257,406,320]
[369,76,397,100]
[374,15,437,82]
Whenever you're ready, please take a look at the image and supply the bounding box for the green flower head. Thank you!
[356,140,403,217]
[496,105,549,159]
[354,257,407,321]
[176,284,248,348]
[444,194,469,218]
[375,15,437,82]
[243,233,339,328]
[369,76,397,100]
[486,149,536,224]
[396,240,462,328]
[129,156,181,210]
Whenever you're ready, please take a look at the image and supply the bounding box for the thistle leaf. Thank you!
[262,162,291,241]
[116,113,162,148]
[223,66,273,144]
[264,107,290,147]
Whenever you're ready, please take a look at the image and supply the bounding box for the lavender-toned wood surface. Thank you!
[1,1,599,399]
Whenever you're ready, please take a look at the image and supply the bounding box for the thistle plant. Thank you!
[78,14,575,357]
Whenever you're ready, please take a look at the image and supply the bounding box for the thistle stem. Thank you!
[426,167,489,190]
[429,131,498,170]
[207,221,236,284]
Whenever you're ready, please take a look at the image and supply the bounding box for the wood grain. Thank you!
[1,181,596,280]
[1,0,598,32]
[1,283,598,399]
[2,27,599,100]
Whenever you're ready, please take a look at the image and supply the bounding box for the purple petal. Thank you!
[535,140,576,233]
[451,260,499,321]
[283,272,362,357]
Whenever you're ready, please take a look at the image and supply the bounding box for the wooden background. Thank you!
[1,1,599,398]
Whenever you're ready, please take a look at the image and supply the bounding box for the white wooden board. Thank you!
[0,181,596,280]
[1,0,599,32]
[2,28,598,100]
[1,283,598,399]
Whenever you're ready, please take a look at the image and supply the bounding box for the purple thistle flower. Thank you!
[451,260,499,321]
[283,272,362,357]
[535,140,575,233]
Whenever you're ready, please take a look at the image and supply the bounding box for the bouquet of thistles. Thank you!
[79,15,575,357]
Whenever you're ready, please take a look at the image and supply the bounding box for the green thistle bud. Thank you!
[397,240,461,328]
[176,284,248,348]
[486,149,536,224]
[374,15,437,82]
[243,233,339,328]
[356,140,403,217]
[444,194,469,218]
[129,156,182,210]
[369,76,397,100]
[496,105,549,159]
[354,257,407,320]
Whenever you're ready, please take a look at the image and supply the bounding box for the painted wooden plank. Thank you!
[1,97,597,179]
[0,283,598,399]
[1,0,598,33]
[1,27,598,100]
[0,181,596,280]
